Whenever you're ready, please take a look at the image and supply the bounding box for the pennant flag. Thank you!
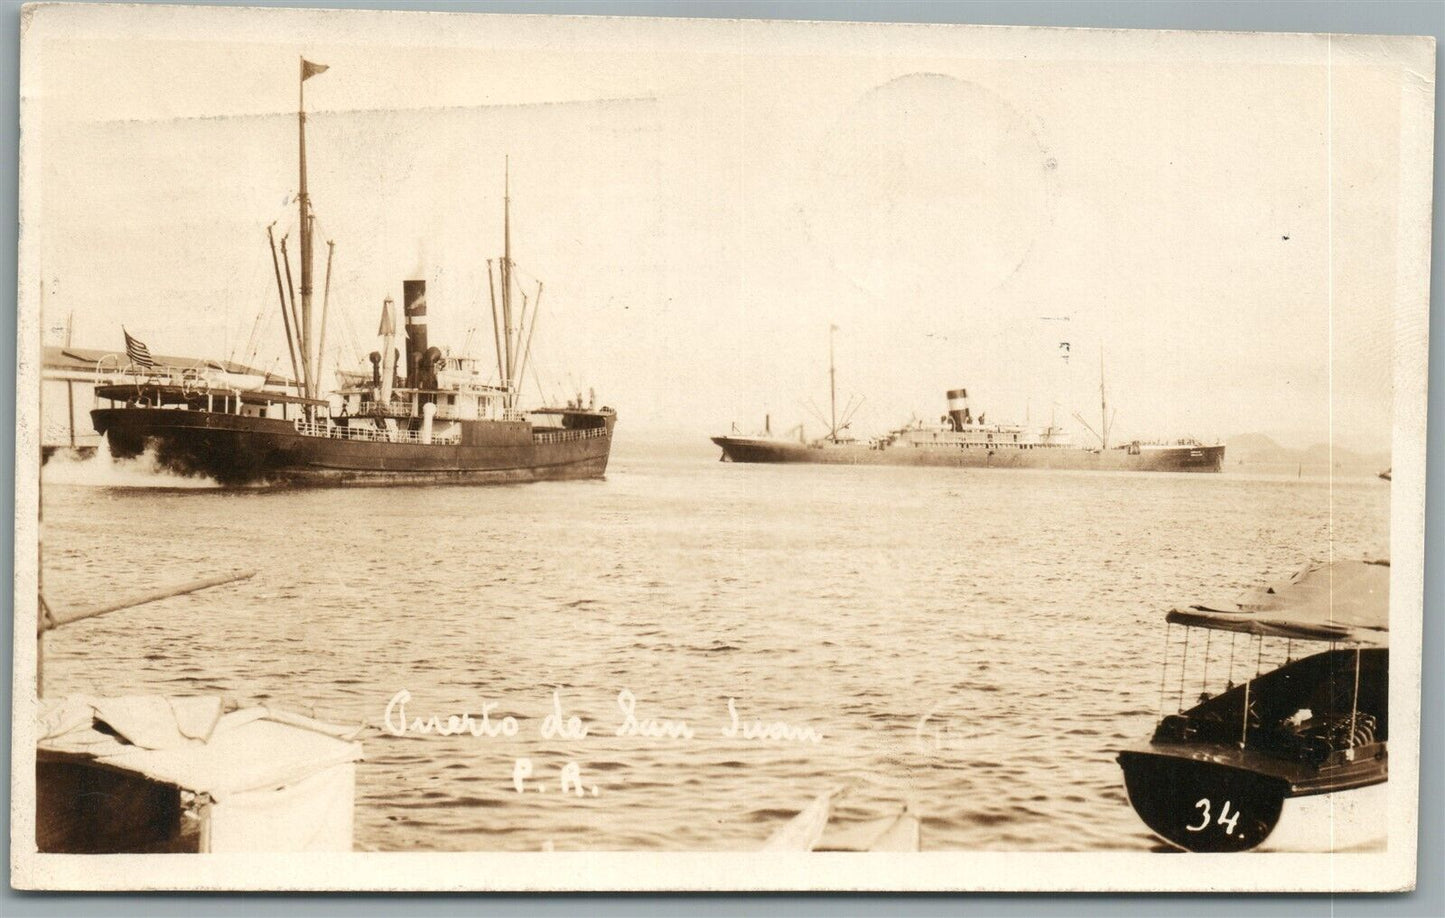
[377,300,395,337]
[123,328,156,368]
[301,59,329,81]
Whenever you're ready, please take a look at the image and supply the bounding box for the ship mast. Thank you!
[295,58,329,407]
[1099,350,1109,450]
[501,158,516,412]
[829,323,838,440]
[298,58,314,403]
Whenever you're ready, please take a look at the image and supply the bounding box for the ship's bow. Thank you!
[712,436,813,463]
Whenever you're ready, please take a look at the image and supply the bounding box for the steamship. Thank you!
[712,331,1222,473]
[90,60,614,486]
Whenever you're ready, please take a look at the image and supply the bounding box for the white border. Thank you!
[10,3,1433,892]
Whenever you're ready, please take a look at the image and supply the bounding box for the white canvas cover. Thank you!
[38,696,362,853]
[205,761,357,852]
[1166,559,1390,646]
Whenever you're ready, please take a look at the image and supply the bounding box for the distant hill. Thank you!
[1225,433,1390,472]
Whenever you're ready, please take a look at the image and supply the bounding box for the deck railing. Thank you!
[533,427,609,444]
[293,420,460,445]
[94,361,217,390]
[354,401,419,418]
[293,421,604,445]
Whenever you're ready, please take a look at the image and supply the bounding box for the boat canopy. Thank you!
[1166,559,1389,647]
[39,696,362,852]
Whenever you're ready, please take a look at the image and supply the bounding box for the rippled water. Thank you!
[37,438,1390,851]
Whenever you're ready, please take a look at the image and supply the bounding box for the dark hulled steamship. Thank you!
[90,60,614,486]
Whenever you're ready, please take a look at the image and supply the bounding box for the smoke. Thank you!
[41,442,220,489]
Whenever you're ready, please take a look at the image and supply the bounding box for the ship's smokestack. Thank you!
[403,279,427,388]
[946,388,972,430]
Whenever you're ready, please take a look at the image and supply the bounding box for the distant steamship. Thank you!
[713,329,1222,473]
[90,60,614,486]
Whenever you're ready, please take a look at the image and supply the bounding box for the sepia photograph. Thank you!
[10,1,1433,892]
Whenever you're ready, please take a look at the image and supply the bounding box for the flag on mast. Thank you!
[122,328,156,368]
[301,59,329,81]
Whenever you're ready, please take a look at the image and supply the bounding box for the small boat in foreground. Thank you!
[37,697,362,853]
[760,787,922,852]
[1117,559,1388,852]
[35,569,364,853]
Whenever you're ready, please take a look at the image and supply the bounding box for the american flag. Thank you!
[123,328,155,368]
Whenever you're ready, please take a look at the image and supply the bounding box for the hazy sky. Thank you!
[24,6,1433,450]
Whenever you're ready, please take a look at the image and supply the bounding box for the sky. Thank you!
[22,6,1433,451]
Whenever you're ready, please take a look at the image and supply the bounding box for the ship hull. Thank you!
[711,437,1224,472]
[92,407,614,487]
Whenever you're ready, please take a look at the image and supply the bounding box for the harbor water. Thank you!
[38,438,1391,851]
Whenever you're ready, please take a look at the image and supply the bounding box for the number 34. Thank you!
[1186,797,1241,836]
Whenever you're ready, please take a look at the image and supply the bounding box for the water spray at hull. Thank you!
[41,439,220,490]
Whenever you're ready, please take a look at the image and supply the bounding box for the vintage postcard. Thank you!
[11,2,1432,892]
